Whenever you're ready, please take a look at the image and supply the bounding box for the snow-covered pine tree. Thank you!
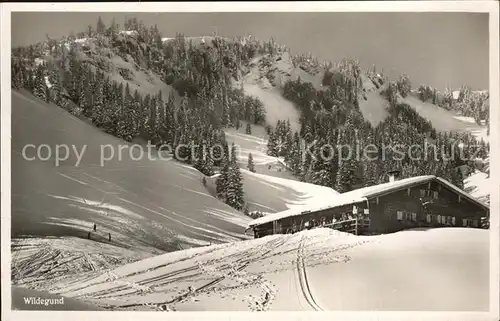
[267,131,279,157]
[245,123,252,135]
[226,143,245,210]
[216,142,230,201]
[265,125,272,136]
[363,159,379,187]
[92,77,105,126]
[11,59,23,89]
[47,62,62,105]
[252,98,266,125]
[396,73,411,98]
[97,16,106,34]
[33,64,47,102]
[247,153,255,172]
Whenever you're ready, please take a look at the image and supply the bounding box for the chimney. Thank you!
[387,169,401,183]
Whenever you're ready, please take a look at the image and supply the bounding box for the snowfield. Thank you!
[11,89,251,260]
[19,227,488,311]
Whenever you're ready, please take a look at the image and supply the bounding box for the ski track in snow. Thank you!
[296,235,324,311]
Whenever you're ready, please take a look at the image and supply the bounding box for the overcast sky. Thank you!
[12,12,489,91]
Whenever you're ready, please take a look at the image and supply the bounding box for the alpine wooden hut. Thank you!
[248,175,489,238]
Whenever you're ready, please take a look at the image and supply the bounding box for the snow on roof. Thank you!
[249,175,488,227]
[161,37,174,42]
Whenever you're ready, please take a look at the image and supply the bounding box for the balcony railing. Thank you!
[322,217,370,235]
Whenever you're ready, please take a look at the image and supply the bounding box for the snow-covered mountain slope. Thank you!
[47,34,180,104]
[234,48,489,145]
[356,74,488,140]
[358,90,392,127]
[224,125,295,178]
[51,33,489,143]
[36,227,488,311]
[242,83,301,133]
[11,89,251,258]
[402,95,488,141]
[237,54,303,132]
[230,51,328,133]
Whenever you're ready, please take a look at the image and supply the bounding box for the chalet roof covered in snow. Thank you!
[248,175,489,227]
